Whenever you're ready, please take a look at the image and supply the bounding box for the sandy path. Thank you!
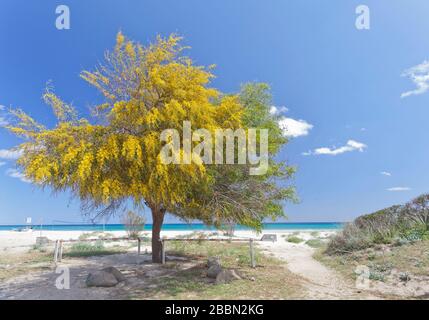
[258,240,379,299]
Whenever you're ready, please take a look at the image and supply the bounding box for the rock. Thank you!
[207,257,221,268]
[35,237,49,246]
[102,267,126,282]
[207,264,223,279]
[215,269,242,284]
[86,271,118,287]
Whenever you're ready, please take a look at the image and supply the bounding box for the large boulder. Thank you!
[207,264,223,279]
[102,267,126,282]
[207,257,221,268]
[215,269,242,284]
[86,271,118,287]
[86,267,125,287]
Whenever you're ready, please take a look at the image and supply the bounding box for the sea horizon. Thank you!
[0,222,344,231]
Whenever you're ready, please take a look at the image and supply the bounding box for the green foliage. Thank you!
[72,241,104,251]
[367,262,393,282]
[327,193,429,254]
[368,270,385,282]
[175,83,296,231]
[65,241,124,257]
[401,225,429,242]
[286,236,304,244]
[240,83,287,155]
[305,239,324,248]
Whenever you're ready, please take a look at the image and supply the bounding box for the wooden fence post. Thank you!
[249,238,255,268]
[161,239,166,265]
[137,238,141,255]
[53,240,59,263]
[58,240,63,262]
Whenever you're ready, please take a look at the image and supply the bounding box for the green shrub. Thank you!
[369,271,385,282]
[71,241,104,251]
[287,236,304,244]
[305,239,324,248]
[326,223,372,254]
[403,194,429,230]
[401,226,429,242]
[326,193,429,255]
[65,241,122,257]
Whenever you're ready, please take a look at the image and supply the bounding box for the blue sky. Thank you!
[1,0,429,225]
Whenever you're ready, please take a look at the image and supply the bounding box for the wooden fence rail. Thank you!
[53,237,137,263]
[53,236,260,267]
[159,237,259,267]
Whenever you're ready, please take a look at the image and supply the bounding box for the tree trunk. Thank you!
[150,205,166,263]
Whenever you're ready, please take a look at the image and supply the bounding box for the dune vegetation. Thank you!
[326,193,429,255]
[316,193,429,299]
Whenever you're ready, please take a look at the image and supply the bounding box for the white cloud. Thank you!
[270,106,313,138]
[0,105,8,127]
[401,60,429,98]
[0,161,5,167]
[0,149,22,160]
[381,171,392,176]
[269,105,288,115]
[6,168,31,183]
[278,117,313,138]
[303,140,367,156]
[269,105,313,138]
[387,187,411,192]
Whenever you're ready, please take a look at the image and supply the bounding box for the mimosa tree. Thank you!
[6,33,295,262]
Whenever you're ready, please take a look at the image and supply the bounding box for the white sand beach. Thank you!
[0,229,335,253]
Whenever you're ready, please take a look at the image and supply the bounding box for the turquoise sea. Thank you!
[0,222,343,231]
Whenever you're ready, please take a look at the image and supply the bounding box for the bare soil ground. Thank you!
[0,241,303,300]
[0,252,196,300]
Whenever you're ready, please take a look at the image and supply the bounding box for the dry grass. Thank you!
[129,241,303,300]
[0,240,128,281]
[1,241,303,300]
[0,250,54,281]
